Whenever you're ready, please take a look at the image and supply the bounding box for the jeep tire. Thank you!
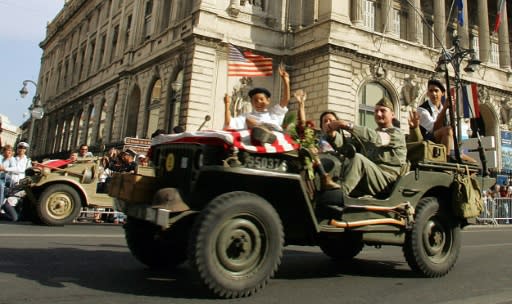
[318,232,364,260]
[403,197,461,277]
[36,184,82,226]
[124,216,189,269]
[188,191,284,298]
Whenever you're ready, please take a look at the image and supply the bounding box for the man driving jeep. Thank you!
[325,97,407,197]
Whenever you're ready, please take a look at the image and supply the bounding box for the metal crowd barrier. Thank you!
[76,207,126,224]
[478,197,512,225]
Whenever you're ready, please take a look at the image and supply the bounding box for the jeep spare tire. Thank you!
[36,184,82,226]
[188,191,284,298]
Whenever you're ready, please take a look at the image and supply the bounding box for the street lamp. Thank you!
[435,32,482,165]
[19,80,44,153]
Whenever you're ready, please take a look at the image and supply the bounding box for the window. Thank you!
[392,8,400,36]
[471,35,479,60]
[143,0,153,40]
[358,82,391,129]
[97,34,106,70]
[110,25,119,62]
[490,41,499,66]
[124,15,132,49]
[160,0,173,31]
[363,0,375,31]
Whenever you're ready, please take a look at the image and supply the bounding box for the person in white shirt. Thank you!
[417,79,453,160]
[223,65,290,144]
[13,142,32,184]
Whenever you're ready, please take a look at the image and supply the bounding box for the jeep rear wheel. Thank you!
[403,197,460,277]
[319,232,364,260]
[36,184,82,226]
[124,216,189,269]
[188,191,284,298]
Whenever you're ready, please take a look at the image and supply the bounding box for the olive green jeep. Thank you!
[110,130,494,299]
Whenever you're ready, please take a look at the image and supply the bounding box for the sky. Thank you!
[0,0,64,127]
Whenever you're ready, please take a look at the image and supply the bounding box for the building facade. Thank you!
[0,114,21,147]
[31,0,512,167]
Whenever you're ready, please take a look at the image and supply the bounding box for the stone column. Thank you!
[351,0,364,27]
[433,0,446,48]
[382,0,393,34]
[407,0,422,43]
[477,0,490,63]
[498,3,511,69]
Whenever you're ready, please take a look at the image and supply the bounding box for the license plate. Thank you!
[245,155,283,171]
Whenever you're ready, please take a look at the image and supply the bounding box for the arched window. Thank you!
[146,79,162,138]
[97,99,107,144]
[358,81,391,129]
[168,70,183,132]
[86,104,96,146]
[125,85,141,137]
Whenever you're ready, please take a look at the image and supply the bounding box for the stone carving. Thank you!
[241,0,264,9]
[401,74,420,109]
[230,77,253,117]
[500,97,512,126]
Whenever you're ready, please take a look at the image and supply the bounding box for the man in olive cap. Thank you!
[325,97,407,197]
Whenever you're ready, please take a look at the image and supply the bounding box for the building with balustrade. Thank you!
[29,0,511,168]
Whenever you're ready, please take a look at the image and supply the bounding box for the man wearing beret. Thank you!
[325,97,407,197]
[417,79,453,159]
[224,65,290,143]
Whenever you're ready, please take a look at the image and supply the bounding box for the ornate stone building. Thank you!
[30,0,512,167]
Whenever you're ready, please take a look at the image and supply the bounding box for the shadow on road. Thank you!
[0,244,421,299]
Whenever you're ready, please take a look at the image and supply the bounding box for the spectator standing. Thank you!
[13,142,32,184]
[0,145,19,221]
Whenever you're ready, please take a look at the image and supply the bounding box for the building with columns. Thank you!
[29,0,512,168]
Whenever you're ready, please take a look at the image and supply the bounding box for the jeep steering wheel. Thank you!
[340,130,367,159]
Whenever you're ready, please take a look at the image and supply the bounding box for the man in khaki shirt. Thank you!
[326,97,407,197]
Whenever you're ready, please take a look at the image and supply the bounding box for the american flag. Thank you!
[228,44,273,77]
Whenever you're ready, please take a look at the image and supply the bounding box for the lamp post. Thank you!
[19,80,44,153]
[435,33,480,163]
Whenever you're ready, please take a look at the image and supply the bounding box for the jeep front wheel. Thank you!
[188,191,284,298]
[403,197,461,277]
[36,184,82,226]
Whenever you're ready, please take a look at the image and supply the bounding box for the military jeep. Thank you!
[110,130,493,298]
[21,157,113,226]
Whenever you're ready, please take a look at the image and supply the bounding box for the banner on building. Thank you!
[501,130,512,169]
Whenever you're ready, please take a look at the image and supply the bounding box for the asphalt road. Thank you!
[0,222,511,304]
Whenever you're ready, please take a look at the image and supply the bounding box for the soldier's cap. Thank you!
[427,79,446,92]
[123,148,137,158]
[17,142,29,148]
[248,87,271,98]
[375,97,395,112]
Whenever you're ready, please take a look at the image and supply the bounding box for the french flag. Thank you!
[459,83,480,119]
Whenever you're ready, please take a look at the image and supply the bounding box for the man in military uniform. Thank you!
[326,97,407,197]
